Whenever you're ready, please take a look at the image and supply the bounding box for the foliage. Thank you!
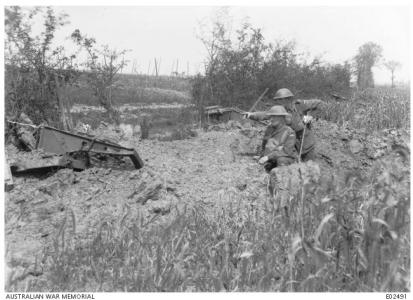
[71,29,130,124]
[191,18,351,113]
[5,6,78,129]
[354,42,383,89]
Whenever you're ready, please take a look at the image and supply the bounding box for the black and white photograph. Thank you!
[2,2,411,295]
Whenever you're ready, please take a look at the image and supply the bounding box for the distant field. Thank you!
[119,73,192,92]
[69,73,192,106]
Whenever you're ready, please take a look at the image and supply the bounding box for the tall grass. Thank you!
[20,148,409,292]
[322,87,410,131]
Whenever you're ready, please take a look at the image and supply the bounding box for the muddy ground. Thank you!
[4,119,409,290]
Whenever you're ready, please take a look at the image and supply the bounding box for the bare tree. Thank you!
[354,42,383,89]
[384,60,401,88]
[72,29,129,124]
[196,7,233,106]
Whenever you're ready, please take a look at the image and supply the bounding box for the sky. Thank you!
[14,5,412,84]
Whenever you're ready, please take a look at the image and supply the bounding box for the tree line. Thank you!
[4,6,403,130]
[191,11,402,116]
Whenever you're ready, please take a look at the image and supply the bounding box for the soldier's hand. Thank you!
[258,156,269,164]
[285,114,292,125]
[242,112,252,119]
[303,115,313,124]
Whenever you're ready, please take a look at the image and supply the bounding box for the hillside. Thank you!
[68,73,192,106]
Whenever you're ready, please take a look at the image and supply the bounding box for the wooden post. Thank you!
[147,60,151,75]
[54,73,73,131]
[171,60,175,75]
[154,58,159,77]
[176,59,179,76]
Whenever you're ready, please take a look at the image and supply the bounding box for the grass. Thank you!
[17,146,409,292]
[321,87,410,131]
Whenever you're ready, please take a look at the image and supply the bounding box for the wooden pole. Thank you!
[154,58,158,77]
[176,59,179,76]
[248,88,269,112]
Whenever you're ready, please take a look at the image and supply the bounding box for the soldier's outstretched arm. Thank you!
[246,111,268,121]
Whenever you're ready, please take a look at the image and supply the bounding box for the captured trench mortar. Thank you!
[7,123,144,175]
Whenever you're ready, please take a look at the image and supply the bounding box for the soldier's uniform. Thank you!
[250,89,323,161]
[286,99,323,161]
[262,124,297,172]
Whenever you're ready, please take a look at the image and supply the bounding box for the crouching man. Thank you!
[253,106,298,172]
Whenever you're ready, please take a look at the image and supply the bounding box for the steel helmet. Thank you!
[265,105,290,116]
[273,88,294,100]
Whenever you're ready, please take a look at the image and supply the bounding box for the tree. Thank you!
[71,30,129,124]
[5,6,78,129]
[384,60,401,88]
[196,7,233,106]
[192,12,351,118]
[354,42,383,89]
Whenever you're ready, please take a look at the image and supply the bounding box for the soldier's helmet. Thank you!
[265,105,290,116]
[273,88,294,100]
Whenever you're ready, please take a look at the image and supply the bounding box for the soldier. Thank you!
[247,88,324,161]
[252,105,297,172]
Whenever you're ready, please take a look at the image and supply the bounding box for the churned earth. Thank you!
[5,119,409,290]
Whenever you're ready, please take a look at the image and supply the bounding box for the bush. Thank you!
[191,22,351,112]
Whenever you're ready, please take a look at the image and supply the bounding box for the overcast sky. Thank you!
[26,6,411,84]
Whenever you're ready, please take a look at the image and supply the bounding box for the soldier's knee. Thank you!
[302,148,317,161]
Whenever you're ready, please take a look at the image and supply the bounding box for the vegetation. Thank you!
[321,87,410,131]
[4,6,133,127]
[5,6,78,129]
[18,145,409,292]
[191,14,352,117]
[384,60,402,88]
[354,42,383,89]
[68,74,191,107]
[71,29,130,124]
